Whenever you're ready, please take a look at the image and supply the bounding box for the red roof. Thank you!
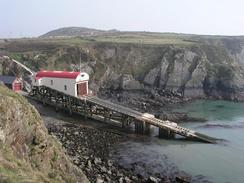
[36,71,80,79]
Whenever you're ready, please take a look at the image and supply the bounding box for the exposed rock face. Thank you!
[106,74,143,91]
[2,37,244,101]
[92,43,244,101]
[120,74,143,90]
[0,85,89,183]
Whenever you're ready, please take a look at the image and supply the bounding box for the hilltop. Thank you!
[40,27,119,38]
[40,26,244,45]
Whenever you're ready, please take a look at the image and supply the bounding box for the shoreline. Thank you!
[45,120,179,183]
[28,97,205,183]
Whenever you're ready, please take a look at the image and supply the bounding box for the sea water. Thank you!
[112,100,244,183]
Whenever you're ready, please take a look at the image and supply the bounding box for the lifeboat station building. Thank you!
[32,71,89,97]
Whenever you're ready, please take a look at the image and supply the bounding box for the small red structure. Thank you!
[0,75,22,91]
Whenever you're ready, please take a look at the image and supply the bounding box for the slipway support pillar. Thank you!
[54,91,59,112]
[68,96,72,115]
[122,115,130,130]
[135,120,145,134]
[104,109,109,122]
[158,128,175,139]
[84,100,88,120]
[144,123,151,135]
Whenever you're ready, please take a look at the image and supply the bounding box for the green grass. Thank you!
[51,150,59,162]
[0,147,33,183]
[6,32,200,47]
[0,86,86,183]
[0,167,28,183]
[39,37,91,46]
[92,35,195,45]
[0,85,25,103]
[8,52,22,61]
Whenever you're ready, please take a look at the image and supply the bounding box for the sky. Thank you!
[1,0,244,38]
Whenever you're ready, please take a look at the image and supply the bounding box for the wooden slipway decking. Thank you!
[29,86,217,143]
[84,96,217,143]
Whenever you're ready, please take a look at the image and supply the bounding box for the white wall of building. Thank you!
[31,72,89,97]
[43,77,76,96]
[32,77,89,97]
[31,77,41,86]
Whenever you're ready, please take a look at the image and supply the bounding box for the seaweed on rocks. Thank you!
[47,123,171,183]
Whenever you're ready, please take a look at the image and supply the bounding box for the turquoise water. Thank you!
[168,100,244,183]
[113,100,244,183]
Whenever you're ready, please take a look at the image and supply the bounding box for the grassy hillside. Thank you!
[0,85,89,183]
[39,27,244,46]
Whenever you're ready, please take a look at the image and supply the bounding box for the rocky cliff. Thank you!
[2,35,244,101]
[0,85,89,182]
[90,39,244,101]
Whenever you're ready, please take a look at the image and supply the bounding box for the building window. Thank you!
[64,85,67,91]
[51,80,53,85]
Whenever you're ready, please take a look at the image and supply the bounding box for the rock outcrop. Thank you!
[0,85,89,183]
[2,36,244,101]
[94,43,244,101]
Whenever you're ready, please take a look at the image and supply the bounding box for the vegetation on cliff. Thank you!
[0,85,88,183]
[1,30,244,101]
